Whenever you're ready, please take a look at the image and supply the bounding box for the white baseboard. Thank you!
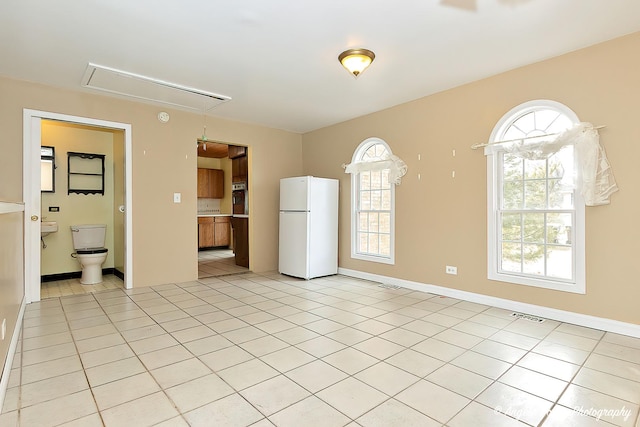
[0,297,26,414]
[338,267,640,339]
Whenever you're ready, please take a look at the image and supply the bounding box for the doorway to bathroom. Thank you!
[23,109,133,303]
[39,121,125,298]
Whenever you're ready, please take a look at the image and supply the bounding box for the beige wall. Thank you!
[302,32,640,325]
[0,76,303,289]
[40,121,116,275]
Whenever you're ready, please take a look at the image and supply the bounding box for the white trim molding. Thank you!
[486,100,585,294]
[0,298,26,413]
[338,267,640,338]
[0,201,26,409]
[22,109,134,302]
[0,202,24,214]
[349,137,396,265]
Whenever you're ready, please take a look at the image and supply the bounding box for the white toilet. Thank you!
[70,224,109,285]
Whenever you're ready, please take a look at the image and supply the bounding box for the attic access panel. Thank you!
[82,63,231,111]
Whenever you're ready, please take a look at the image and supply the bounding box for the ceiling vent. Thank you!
[81,63,231,111]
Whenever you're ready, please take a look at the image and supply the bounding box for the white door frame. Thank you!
[23,109,133,302]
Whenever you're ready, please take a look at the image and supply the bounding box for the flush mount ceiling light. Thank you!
[338,48,376,78]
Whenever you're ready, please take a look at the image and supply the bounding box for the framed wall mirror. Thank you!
[41,146,55,192]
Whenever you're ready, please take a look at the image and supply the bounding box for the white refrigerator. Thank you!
[279,176,339,280]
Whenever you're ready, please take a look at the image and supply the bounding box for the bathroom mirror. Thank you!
[41,146,55,192]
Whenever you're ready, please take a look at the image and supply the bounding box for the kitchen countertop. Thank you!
[232,214,249,219]
[197,213,232,217]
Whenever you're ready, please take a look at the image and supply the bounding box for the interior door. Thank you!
[25,115,42,303]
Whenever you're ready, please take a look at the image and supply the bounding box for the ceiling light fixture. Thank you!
[338,48,375,78]
[198,109,208,151]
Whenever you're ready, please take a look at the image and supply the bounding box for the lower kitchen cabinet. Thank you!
[214,218,230,246]
[231,217,249,268]
[198,217,214,248]
[198,216,230,248]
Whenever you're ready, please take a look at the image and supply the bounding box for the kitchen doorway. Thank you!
[196,140,250,278]
[198,248,248,278]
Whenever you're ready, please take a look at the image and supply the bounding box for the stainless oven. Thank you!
[232,182,248,214]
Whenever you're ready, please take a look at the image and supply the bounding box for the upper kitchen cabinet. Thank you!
[228,145,247,159]
[229,145,248,183]
[197,168,224,198]
[232,157,248,183]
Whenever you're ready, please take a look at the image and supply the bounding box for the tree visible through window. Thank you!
[351,138,395,264]
[487,101,585,293]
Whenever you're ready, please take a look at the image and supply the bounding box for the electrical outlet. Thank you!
[445,265,458,275]
[173,192,181,203]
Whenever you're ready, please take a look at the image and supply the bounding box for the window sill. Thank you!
[351,253,395,265]
[488,271,585,294]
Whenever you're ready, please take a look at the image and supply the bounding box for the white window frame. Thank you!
[350,137,395,265]
[487,100,585,294]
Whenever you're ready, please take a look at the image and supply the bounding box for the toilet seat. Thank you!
[76,248,108,255]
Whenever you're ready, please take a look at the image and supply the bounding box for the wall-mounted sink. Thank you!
[41,221,58,237]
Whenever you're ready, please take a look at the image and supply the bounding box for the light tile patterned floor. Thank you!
[198,248,249,279]
[40,275,124,299]
[2,272,639,426]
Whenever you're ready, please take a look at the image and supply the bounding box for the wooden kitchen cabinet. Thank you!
[231,216,249,267]
[214,216,230,246]
[231,156,248,183]
[228,145,247,159]
[208,169,224,198]
[198,217,214,248]
[197,168,224,198]
[197,168,209,197]
[198,216,230,248]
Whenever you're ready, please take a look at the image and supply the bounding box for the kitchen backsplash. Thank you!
[197,198,221,214]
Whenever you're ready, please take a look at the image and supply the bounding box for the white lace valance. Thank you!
[486,122,618,206]
[343,154,408,185]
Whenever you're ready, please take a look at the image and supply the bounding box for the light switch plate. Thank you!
[173,193,181,203]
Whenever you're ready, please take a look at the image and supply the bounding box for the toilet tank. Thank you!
[70,224,106,249]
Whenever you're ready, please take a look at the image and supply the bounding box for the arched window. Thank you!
[350,138,395,264]
[487,100,585,293]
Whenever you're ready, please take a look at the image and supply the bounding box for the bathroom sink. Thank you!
[41,221,58,237]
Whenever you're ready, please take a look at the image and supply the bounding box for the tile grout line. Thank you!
[192,275,522,426]
[11,273,640,426]
[58,293,108,426]
[114,286,193,425]
[189,277,493,425]
[534,329,604,427]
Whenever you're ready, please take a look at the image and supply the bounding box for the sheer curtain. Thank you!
[343,153,408,185]
[490,122,618,206]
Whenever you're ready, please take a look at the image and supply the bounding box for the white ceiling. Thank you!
[2,0,640,133]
